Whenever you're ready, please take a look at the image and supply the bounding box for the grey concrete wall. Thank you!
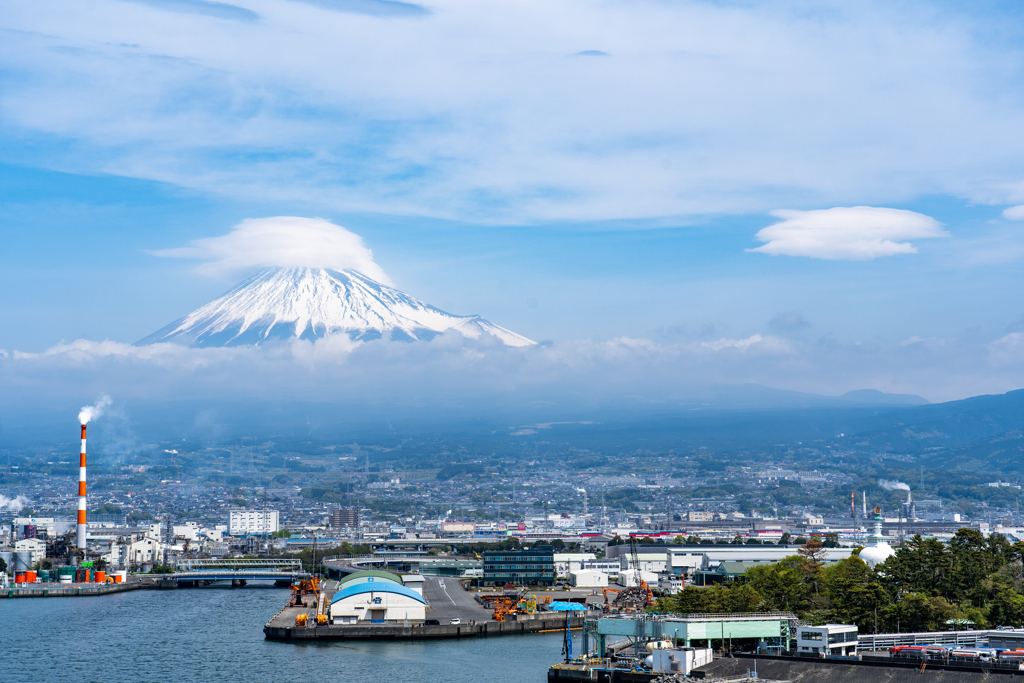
[265,612,588,641]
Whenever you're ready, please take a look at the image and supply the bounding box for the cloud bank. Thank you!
[750,207,946,260]
[150,217,394,284]
[5,324,1024,428]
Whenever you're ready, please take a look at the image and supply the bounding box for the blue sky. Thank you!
[4,0,1024,405]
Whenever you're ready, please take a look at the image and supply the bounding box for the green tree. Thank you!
[668,585,726,613]
[722,582,764,612]
[824,556,888,632]
[887,593,954,632]
[746,557,810,613]
[987,585,1024,627]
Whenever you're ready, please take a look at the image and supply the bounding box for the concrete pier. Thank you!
[264,610,590,641]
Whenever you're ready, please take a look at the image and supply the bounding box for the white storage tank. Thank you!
[13,551,32,573]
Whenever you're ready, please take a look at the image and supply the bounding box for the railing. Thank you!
[857,630,988,649]
[602,611,797,621]
[173,558,302,572]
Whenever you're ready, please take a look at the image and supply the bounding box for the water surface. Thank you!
[2,586,570,683]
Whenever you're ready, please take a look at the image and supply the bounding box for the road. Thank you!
[420,576,491,624]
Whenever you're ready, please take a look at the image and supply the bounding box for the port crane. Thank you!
[611,535,654,611]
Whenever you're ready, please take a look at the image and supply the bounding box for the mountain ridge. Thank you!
[138,267,534,347]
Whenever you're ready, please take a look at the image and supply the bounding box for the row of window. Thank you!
[484,573,555,580]
[484,564,554,570]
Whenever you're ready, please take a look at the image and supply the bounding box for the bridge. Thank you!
[170,558,309,585]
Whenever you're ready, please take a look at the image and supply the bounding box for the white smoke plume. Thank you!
[0,495,29,512]
[79,395,112,425]
[878,479,910,491]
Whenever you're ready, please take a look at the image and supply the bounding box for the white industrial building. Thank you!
[667,549,706,575]
[797,624,858,656]
[228,509,280,536]
[402,574,425,596]
[621,552,667,574]
[569,570,608,587]
[14,538,46,566]
[554,552,597,578]
[329,581,426,624]
[664,546,855,576]
[583,559,620,577]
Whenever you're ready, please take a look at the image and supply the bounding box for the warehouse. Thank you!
[329,580,426,624]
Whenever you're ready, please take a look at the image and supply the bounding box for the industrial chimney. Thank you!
[77,423,87,550]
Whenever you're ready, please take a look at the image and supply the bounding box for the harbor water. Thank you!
[1,586,572,682]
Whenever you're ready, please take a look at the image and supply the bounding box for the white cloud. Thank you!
[700,334,794,354]
[4,2,1024,221]
[1003,206,1024,220]
[749,207,946,260]
[988,332,1024,365]
[149,217,394,284]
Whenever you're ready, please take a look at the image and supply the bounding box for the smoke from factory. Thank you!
[878,479,911,491]
[78,395,112,425]
[0,494,29,512]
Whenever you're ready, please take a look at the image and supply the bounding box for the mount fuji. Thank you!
[137,267,535,347]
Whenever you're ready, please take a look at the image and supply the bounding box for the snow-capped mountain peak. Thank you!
[138,267,535,347]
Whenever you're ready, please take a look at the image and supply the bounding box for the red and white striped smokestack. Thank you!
[77,423,87,550]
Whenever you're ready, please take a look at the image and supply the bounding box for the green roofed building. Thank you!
[337,570,404,588]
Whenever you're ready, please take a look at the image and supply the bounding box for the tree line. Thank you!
[658,530,1024,633]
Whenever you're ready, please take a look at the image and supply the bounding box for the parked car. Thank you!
[450,618,461,625]
[423,619,440,625]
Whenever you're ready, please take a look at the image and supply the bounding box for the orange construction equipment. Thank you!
[485,588,538,621]
[602,587,621,605]
[291,576,321,607]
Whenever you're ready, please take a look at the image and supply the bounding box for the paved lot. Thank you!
[421,576,491,624]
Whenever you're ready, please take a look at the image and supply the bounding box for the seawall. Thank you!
[5,580,150,598]
[264,611,589,641]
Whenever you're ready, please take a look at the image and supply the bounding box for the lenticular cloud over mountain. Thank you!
[138,267,535,347]
[150,216,393,284]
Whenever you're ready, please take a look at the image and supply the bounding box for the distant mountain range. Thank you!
[138,267,534,347]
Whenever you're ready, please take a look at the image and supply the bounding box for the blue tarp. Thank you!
[548,602,587,611]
